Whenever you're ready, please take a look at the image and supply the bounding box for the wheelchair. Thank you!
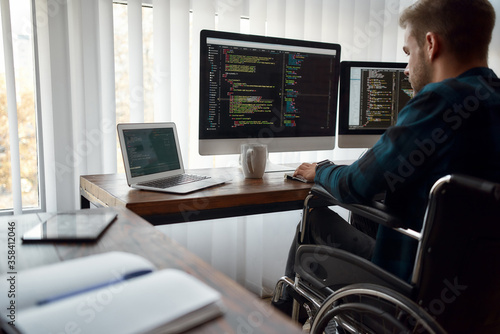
[273,174,500,333]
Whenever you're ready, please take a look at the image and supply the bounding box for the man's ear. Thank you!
[425,32,440,61]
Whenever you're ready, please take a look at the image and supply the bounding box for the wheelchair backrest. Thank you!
[413,174,500,333]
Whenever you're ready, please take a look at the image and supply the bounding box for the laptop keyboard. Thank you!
[138,174,210,189]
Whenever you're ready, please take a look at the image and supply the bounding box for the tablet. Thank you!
[22,211,118,242]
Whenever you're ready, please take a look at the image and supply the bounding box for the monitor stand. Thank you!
[265,160,297,173]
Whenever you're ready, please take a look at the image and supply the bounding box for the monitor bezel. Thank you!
[198,29,341,155]
[337,61,408,148]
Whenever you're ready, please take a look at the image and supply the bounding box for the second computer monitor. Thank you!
[337,61,413,148]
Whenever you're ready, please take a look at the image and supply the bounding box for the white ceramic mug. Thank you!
[241,144,267,179]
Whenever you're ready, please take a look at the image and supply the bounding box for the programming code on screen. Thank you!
[123,128,180,177]
[349,68,413,130]
[202,40,338,139]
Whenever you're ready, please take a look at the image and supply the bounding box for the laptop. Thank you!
[117,122,229,194]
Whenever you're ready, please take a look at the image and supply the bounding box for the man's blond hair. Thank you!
[400,0,496,62]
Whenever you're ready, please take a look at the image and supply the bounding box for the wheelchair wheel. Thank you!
[310,283,445,334]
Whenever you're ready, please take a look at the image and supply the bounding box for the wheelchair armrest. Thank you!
[310,184,407,230]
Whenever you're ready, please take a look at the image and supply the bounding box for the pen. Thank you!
[37,269,153,305]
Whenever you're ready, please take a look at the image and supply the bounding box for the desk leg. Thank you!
[81,195,90,209]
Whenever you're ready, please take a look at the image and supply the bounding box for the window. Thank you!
[0,0,40,214]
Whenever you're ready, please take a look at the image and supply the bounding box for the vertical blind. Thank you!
[1,0,22,214]
[13,0,499,212]
[2,0,500,212]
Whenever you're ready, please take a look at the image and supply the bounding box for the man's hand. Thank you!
[293,162,317,182]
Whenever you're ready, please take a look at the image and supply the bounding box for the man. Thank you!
[275,0,500,314]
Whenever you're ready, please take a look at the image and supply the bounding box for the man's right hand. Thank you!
[293,162,317,183]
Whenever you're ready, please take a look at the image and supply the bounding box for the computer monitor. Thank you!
[199,30,341,156]
[337,61,413,148]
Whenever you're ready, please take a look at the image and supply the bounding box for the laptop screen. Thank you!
[122,127,181,177]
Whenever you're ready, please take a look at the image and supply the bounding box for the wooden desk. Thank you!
[0,207,302,334]
[80,167,313,225]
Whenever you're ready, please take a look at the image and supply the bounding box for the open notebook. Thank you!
[0,252,225,334]
[117,122,229,194]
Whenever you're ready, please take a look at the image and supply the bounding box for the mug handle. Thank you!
[246,149,254,174]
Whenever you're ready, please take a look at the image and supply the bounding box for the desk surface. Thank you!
[0,207,302,333]
[80,167,313,224]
